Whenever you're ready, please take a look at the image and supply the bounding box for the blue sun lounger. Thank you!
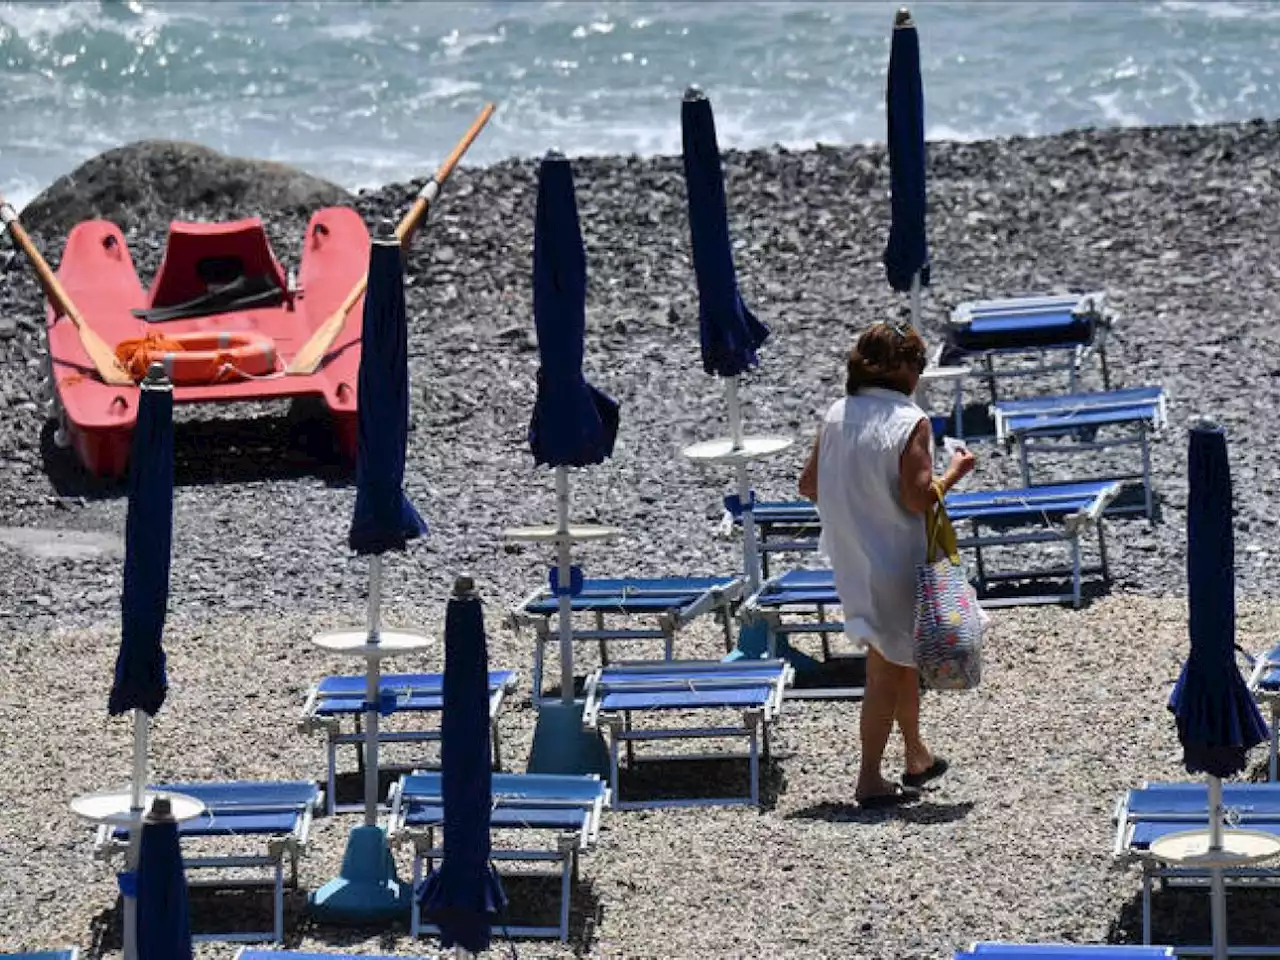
[0,952,78,959]
[510,575,747,702]
[956,947,1173,958]
[299,669,519,815]
[580,658,792,809]
[91,780,320,944]
[236,953,435,960]
[993,386,1167,519]
[939,292,1114,403]
[387,770,608,942]
[1113,781,1280,951]
[1247,645,1280,781]
[746,479,1120,607]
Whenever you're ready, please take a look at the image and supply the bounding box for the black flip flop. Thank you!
[856,783,921,809]
[903,756,950,788]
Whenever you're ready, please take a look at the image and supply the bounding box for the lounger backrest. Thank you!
[402,771,605,805]
[153,780,319,811]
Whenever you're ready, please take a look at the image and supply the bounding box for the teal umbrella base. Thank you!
[724,620,824,674]
[308,825,410,925]
[527,699,609,776]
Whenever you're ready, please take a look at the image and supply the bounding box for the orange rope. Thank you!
[115,332,185,381]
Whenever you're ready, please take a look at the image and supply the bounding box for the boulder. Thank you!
[20,140,352,236]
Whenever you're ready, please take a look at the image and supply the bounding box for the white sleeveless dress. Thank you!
[815,387,929,667]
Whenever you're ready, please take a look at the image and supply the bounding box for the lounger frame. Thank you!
[1247,653,1280,782]
[940,292,1114,406]
[509,576,746,703]
[993,387,1167,521]
[581,658,792,809]
[90,781,319,944]
[1112,781,1280,956]
[299,670,518,816]
[387,771,608,942]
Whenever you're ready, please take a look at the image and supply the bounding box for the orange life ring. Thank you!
[115,331,278,384]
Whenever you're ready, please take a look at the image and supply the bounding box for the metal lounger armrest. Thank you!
[298,683,330,735]
[1061,481,1124,534]
[672,576,748,629]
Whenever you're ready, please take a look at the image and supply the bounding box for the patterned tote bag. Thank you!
[914,482,985,690]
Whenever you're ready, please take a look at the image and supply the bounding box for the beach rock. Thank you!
[18,140,351,237]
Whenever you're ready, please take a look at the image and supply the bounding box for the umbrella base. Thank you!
[724,621,824,674]
[308,825,409,925]
[527,700,609,776]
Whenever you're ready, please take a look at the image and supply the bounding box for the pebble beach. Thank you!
[2,117,1280,957]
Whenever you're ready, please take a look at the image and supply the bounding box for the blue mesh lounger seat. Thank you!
[992,386,1167,520]
[580,658,793,810]
[745,480,1119,606]
[938,292,1114,403]
[387,770,608,942]
[1112,781,1280,953]
[510,575,747,702]
[91,780,320,944]
[956,946,1174,958]
[299,669,519,816]
[0,952,78,959]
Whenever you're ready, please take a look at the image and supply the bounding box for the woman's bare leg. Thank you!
[855,646,904,800]
[894,668,934,776]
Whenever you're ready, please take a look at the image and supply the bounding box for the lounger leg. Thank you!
[411,849,423,937]
[984,354,997,405]
[1142,869,1152,945]
[719,605,734,654]
[1100,344,1111,390]
[327,737,338,818]
[274,860,284,943]
[1140,426,1154,521]
[559,847,573,942]
[354,713,365,776]
[1271,704,1278,782]
[747,713,761,806]
[1071,536,1082,609]
[609,724,622,808]
[624,710,635,769]
[1017,438,1032,488]
[972,521,988,597]
[533,627,546,703]
[596,610,609,668]
[1097,521,1111,583]
[818,603,831,661]
[952,377,964,442]
[491,717,503,771]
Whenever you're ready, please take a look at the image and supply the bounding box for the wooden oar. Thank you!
[287,102,497,376]
[0,195,134,386]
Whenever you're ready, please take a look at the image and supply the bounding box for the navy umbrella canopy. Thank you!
[419,577,507,952]
[108,375,175,719]
[1169,424,1268,778]
[528,153,619,468]
[680,88,769,378]
[348,238,427,555]
[884,8,930,294]
[135,799,193,960]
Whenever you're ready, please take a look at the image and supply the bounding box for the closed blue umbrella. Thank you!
[135,798,193,960]
[529,153,619,468]
[680,88,769,378]
[349,237,428,555]
[109,370,174,719]
[1168,422,1268,960]
[419,577,507,954]
[884,7,930,303]
[110,366,174,960]
[1169,424,1267,775]
[310,234,428,923]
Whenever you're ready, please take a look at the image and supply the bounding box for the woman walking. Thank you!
[798,321,974,808]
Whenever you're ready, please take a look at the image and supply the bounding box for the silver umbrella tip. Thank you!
[544,147,566,161]
[683,85,706,102]
[895,7,914,27]
[452,574,478,598]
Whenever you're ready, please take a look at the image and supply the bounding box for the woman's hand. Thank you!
[947,446,976,483]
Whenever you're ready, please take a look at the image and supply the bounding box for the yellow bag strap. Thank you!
[925,480,961,564]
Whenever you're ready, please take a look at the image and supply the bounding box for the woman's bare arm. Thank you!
[798,434,820,503]
[898,420,975,515]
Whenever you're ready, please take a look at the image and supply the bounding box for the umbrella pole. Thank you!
[1208,774,1229,960]
[909,270,922,329]
[555,465,574,704]
[122,709,149,960]
[364,555,384,827]
[725,377,762,592]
